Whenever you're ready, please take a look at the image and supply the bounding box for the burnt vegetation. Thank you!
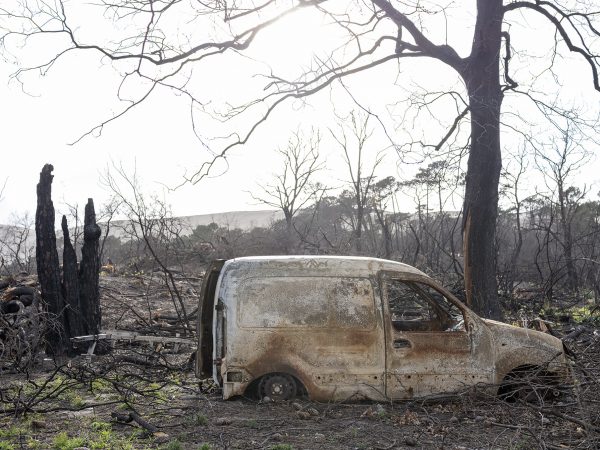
[0,159,599,449]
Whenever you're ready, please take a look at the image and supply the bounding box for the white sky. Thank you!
[0,1,599,225]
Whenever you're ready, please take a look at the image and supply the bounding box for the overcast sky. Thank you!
[1,1,599,225]
[0,6,387,223]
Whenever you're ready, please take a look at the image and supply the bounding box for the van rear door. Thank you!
[195,259,225,378]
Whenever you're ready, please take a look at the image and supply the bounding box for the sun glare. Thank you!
[251,8,341,74]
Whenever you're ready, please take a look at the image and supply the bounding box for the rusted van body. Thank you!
[195,256,567,401]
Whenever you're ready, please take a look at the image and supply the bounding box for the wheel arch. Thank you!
[497,363,559,398]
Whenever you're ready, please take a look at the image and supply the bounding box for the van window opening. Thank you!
[386,279,466,332]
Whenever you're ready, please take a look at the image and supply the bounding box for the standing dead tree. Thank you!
[78,199,102,335]
[35,164,101,356]
[333,112,385,254]
[101,162,192,335]
[36,164,69,355]
[534,127,591,295]
[0,213,35,275]
[370,176,400,260]
[251,130,323,254]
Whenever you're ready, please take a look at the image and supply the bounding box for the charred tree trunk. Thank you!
[284,210,294,255]
[461,0,504,320]
[35,164,71,355]
[36,166,102,355]
[78,199,102,335]
[61,215,83,338]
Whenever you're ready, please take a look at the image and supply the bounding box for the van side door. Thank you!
[380,272,493,399]
[226,275,387,401]
[195,259,225,379]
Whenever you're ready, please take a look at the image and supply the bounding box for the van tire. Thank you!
[258,373,297,401]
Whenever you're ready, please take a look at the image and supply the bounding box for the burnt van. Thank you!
[195,256,568,401]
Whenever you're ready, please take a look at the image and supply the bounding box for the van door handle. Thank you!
[393,339,412,349]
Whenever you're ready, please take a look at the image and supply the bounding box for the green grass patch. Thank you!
[162,440,183,450]
[52,432,86,450]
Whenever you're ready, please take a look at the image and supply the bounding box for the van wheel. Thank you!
[258,373,297,401]
[499,367,559,403]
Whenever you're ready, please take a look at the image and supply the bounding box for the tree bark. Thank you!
[461,0,504,320]
[78,198,102,335]
[35,164,71,355]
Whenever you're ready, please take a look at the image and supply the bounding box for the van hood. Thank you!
[481,318,563,350]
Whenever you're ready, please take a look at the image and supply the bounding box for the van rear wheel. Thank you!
[258,373,297,401]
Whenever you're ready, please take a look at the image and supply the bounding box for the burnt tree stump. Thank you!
[78,199,102,335]
[35,164,71,355]
[36,166,102,356]
[61,215,82,338]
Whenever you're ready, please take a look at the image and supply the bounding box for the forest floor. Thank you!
[1,272,599,450]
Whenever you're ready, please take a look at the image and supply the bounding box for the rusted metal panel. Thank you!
[220,259,387,401]
[483,319,569,382]
[196,256,567,401]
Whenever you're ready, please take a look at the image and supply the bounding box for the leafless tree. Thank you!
[251,130,323,253]
[534,126,591,294]
[98,195,123,265]
[62,201,82,250]
[3,1,600,318]
[369,176,399,259]
[0,212,35,275]
[101,162,192,334]
[332,112,385,254]
[498,145,529,296]
[400,160,464,281]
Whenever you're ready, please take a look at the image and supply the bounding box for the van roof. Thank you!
[224,255,427,278]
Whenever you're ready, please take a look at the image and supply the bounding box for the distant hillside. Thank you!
[107,209,283,239]
[0,210,283,248]
[179,210,283,233]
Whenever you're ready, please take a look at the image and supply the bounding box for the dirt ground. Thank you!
[1,273,599,450]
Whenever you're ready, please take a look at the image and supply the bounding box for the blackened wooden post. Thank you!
[35,164,70,355]
[78,198,102,335]
[61,215,83,338]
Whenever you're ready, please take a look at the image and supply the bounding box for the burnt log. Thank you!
[35,164,71,355]
[78,199,102,335]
